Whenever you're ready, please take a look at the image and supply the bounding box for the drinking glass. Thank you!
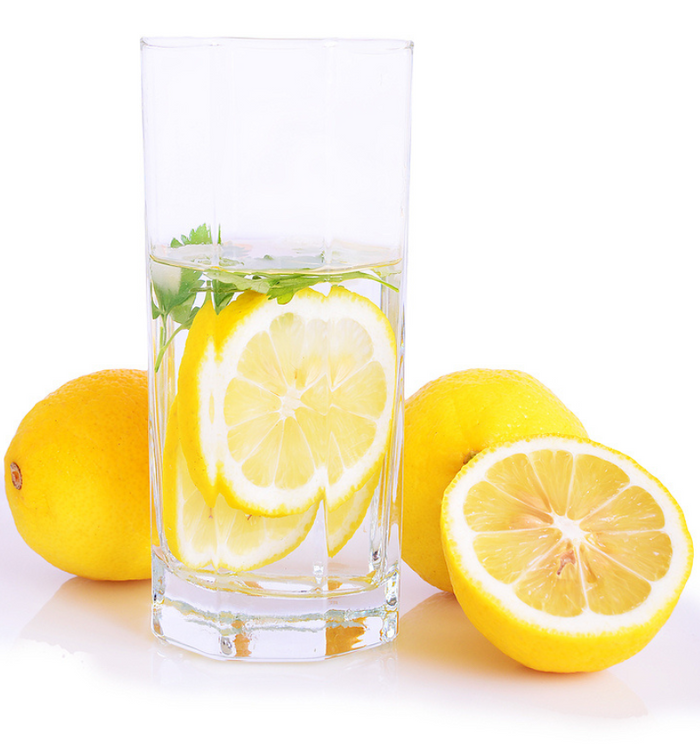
[142,37,412,660]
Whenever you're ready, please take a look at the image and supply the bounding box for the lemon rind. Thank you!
[326,467,381,557]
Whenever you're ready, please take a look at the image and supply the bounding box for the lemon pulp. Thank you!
[163,404,318,571]
[467,448,672,616]
[177,286,397,517]
[441,436,693,672]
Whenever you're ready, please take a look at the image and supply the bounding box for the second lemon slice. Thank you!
[178,286,396,517]
[163,404,318,571]
[326,468,381,557]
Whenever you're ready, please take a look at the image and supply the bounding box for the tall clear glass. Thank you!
[142,37,412,660]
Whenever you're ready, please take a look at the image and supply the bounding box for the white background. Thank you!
[1,1,699,741]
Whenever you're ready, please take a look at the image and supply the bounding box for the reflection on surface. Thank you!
[19,571,700,721]
[18,577,154,682]
[325,622,366,657]
[397,592,647,719]
[610,597,700,713]
[151,622,398,696]
[18,576,399,695]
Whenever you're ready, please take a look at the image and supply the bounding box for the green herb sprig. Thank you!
[151,225,216,371]
[151,224,398,371]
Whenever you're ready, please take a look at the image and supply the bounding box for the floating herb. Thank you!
[151,224,398,371]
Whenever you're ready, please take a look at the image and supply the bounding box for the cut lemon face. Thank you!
[162,404,318,571]
[177,286,396,517]
[441,436,693,672]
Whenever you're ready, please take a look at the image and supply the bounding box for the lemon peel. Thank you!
[4,370,150,581]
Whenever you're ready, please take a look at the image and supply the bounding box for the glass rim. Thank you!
[140,36,413,51]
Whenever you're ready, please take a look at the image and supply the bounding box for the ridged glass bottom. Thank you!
[152,551,400,661]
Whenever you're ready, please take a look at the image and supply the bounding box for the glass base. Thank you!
[151,552,400,661]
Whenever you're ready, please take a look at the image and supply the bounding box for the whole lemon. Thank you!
[403,369,587,592]
[4,369,150,581]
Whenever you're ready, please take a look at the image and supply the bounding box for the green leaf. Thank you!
[181,305,200,330]
[262,269,397,304]
[213,284,234,313]
[175,269,204,302]
[274,290,296,305]
[170,297,196,324]
[153,223,399,370]
[208,270,262,289]
[151,264,203,318]
[170,223,213,248]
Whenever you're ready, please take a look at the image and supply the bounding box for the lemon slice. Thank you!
[441,435,693,672]
[178,286,396,517]
[326,468,380,557]
[162,404,319,571]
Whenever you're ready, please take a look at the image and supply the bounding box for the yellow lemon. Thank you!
[403,369,587,592]
[162,402,319,571]
[162,401,381,570]
[177,287,396,517]
[441,436,694,672]
[4,370,150,581]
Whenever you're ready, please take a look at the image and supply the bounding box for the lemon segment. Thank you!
[326,469,381,557]
[178,286,396,517]
[441,435,693,672]
[163,404,318,571]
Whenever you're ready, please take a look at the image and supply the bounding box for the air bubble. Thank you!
[220,636,233,655]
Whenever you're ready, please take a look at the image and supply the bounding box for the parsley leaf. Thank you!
[151,224,398,371]
[170,223,215,248]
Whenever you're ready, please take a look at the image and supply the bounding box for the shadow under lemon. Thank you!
[397,592,647,720]
[607,594,700,714]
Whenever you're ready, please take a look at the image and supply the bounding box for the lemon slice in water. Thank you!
[441,435,693,672]
[162,404,318,571]
[326,468,381,557]
[177,286,396,517]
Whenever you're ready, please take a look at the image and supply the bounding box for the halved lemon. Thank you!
[162,404,319,571]
[178,286,396,517]
[441,435,693,672]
